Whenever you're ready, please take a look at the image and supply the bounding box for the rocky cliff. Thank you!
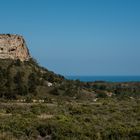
[0,34,30,61]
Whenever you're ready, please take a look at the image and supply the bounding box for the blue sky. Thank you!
[0,0,140,75]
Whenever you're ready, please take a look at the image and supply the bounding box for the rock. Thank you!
[47,82,53,87]
[0,34,30,61]
[93,98,98,102]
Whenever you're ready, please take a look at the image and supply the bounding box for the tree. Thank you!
[14,71,27,96]
[14,59,21,66]
[28,73,37,93]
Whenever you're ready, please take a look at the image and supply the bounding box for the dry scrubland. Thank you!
[0,97,139,140]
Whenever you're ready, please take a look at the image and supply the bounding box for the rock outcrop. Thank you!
[0,34,30,61]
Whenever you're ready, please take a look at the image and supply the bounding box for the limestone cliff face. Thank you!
[0,34,30,61]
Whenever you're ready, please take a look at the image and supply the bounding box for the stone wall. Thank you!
[0,34,30,61]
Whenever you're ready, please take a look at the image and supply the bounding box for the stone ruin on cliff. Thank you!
[0,34,30,61]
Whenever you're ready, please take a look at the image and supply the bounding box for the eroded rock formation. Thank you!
[0,34,30,61]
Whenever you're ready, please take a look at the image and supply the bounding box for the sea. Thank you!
[65,76,140,82]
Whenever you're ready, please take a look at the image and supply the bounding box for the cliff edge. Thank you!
[0,34,30,61]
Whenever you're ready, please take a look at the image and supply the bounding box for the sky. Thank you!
[0,0,140,76]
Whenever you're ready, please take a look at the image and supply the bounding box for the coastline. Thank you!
[65,75,140,82]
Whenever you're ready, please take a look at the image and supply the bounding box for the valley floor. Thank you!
[0,97,140,140]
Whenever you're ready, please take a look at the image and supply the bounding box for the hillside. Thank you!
[0,58,65,100]
[0,58,140,101]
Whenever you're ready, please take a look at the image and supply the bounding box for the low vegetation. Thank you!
[0,59,140,139]
[0,97,139,140]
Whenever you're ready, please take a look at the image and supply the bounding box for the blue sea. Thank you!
[65,76,140,82]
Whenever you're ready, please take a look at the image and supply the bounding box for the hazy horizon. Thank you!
[0,0,140,76]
